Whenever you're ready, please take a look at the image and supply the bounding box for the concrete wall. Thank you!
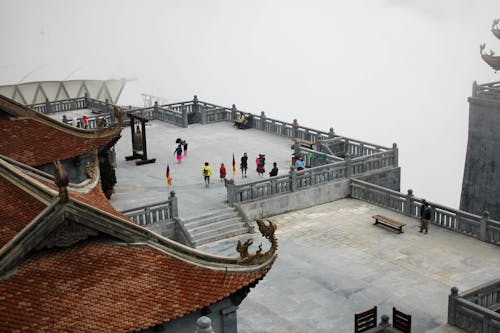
[357,167,401,192]
[460,95,500,221]
[238,179,350,220]
[145,220,176,239]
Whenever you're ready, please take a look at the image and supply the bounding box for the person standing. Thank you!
[182,140,188,156]
[419,200,431,234]
[219,163,227,182]
[256,154,265,177]
[82,114,89,129]
[269,162,278,177]
[240,153,248,178]
[202,162,212,187]
[174,144,183,163]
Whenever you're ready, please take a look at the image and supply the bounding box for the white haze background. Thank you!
[1,0,499,208]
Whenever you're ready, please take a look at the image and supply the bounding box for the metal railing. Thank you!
[448,279,500,333]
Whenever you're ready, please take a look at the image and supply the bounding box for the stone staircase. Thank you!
[182,207,250,246]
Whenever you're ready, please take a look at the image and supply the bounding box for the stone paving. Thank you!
[199,199,500,333]
[101,119,498,332]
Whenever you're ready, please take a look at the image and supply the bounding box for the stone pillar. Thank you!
[260,111,266,130]
[227,179,236,206]
[379,314,391,328]
[84,92,90,108]
[405,189,414,217]
[328,127,335,139]
[182,106,188,128]
[345,153,352,178]
[448,287,459,325]
[480,210,489,242]
[195,316,214,333]
[154,101,159,119]
[472,81,478,97]
[392,143,399,167]
[289,167,297,192]
[45,98,51,114]
[169,191,178,218]
[292,118,299,138]
[231,104,237,120]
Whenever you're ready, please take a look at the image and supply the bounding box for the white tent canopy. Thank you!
[0,79,126,105]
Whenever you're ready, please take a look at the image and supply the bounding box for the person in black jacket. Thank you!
[419,200,431,234]
[269,162,278,177]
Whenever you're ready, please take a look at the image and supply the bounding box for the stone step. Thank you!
[183,211,240,228]
[188,217,243,235]
[193,226,250,247]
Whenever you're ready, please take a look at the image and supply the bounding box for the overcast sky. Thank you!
[1,0,499,208]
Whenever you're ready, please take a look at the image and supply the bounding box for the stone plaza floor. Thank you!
[107,120,499,333]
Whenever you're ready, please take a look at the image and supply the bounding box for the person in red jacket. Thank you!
[219,163,227,182]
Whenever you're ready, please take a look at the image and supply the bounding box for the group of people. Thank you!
[173,139,188,163]
[200,152,279,188]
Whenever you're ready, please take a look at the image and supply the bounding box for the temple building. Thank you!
[460,18,500,221]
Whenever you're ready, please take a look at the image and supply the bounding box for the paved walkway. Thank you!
[200,199,499,333]
[111,121,293,219]
[106,119,497,332]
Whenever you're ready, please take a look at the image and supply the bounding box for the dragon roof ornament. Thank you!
[237,218,278,265]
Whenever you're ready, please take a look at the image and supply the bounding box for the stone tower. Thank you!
[460,19,500,220]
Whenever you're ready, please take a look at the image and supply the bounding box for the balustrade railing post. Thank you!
[169,191,178,218]
[480,210,489,242]
[195,316,214,333]
[472,81,478,97]
[292,118,299,138]
[182,106,188,128]
[261,111,266,130]
[44,98,51,114]
[289,167,297,192]
[227,179,236,206]
[345,153,352,178]
[405,189,414,216]
[153,101,159,120]
[448,287,459,325]
[328,127,335,139]
[392,143,399,167]
[231,104,237,120]
[84,92,90,108]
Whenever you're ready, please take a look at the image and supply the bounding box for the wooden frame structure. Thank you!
[125,113,156,165]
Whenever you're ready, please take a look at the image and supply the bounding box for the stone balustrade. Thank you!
[448,278,500,332]
[350,178,500,245]
[121,194,178,226]
[29,94,111,114]
[473,80,500,100]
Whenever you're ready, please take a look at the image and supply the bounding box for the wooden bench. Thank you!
[372,215,406,233]
[293,138,315,149]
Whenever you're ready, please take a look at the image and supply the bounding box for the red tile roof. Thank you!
[0,177,47,248]
[0,117,120,167]
[0,239,271,332]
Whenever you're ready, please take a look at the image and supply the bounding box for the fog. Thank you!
[1,0,499,208]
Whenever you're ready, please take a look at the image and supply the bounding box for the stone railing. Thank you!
[125,102,187,127]
[350,179,500,245]
[121,193,178,226]
[448,279,500,332]
[29,95,111,114]
[473,81,500,100]
[227,149,397,204]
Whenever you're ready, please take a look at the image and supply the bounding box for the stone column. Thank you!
[472,81,478,97]
[289,167,297,192]
[45,98,51,114]
[392,143,399,167]
[480,210,489,242]
[169,191,178,218]
[84,92,90,108]
[345,153,352,178]
[292,118,299,138]
[195,316,214,333]
[448,287,459,325]
[227,179,236,206]
[153,101,159,120]
[379,314,391,328]
[405,189,414,217]
[182,106,188,128]
[260,111,266,131]
[231,104,237,120]
[328,127,335,139]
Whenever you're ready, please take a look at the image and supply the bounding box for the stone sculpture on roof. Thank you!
[480,19,500,71]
